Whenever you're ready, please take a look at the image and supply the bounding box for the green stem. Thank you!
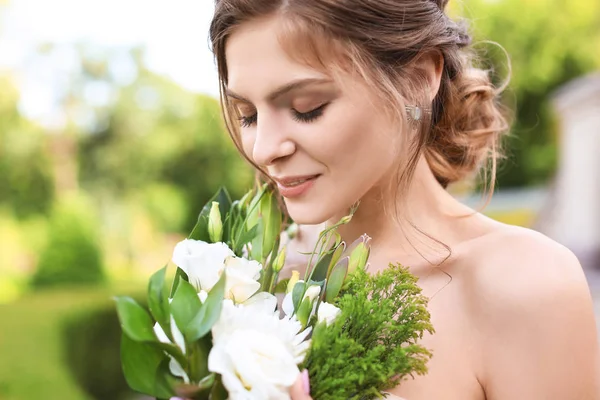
[233,184,268,249]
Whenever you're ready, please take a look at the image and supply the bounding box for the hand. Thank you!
[289,369,313,400]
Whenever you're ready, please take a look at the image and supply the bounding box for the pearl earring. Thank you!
[405,105,431,122]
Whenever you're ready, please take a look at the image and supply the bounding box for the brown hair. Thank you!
[209,0,509,202]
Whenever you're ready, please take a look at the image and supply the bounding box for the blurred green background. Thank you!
[0,0,599,399]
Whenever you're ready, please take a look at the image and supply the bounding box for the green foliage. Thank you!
[139,183,189,233]
[61,305,135,400]
[0,285,141,400]
[0,75,55,218]
[31,196,105,288]
[454,0,600,187]
[303,264,434,400]
[78,62,253,235]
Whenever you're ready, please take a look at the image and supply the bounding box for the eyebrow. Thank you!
[226,78,333,103]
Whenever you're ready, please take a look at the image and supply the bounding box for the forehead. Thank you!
[225,16,331,100]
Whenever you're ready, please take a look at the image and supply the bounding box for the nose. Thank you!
[252,114,296,167]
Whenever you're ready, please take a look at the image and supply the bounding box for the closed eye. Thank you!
[239,113,257,128]
[292,103,329,123]
[238,103,329,128]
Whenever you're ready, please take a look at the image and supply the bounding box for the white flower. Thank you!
[198,289,208,304]
[281,282,321,319]
[153,316,189,383]
[208,300,311,399]
[304,285,321,302]
[172,239,233,292]
[172,239,263,303]
[242,292,278,315]
[223,256,262,303]
[317,302,341,326]
[151,292,208,384]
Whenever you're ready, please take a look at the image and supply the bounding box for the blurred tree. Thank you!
[0,75,55,218]
[455,0,600,187]
[31,194,105,288]
[78,48,253,233]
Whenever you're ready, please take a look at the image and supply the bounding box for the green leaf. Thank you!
[187,336,212,385]
[188,214,210,242]
[197,373,216,390]
[172,373,215,400]
[274,278,290,293]
[186,273,226,341]
[153,341,187,370]
[260,191,282,260]
[120,333,175,398]
[169,268,189,298]
[296,297,313,327]
[148,266,170,337]
[308,279,326,294]
[328,242,346,276]
[245,188,263,231]
[114,296,156,342]
[325,257,348,303]
[235,224,258,252]
[292,281,307,314]
[250,219,264,261]
[222,208,235,246]
[155,357,179,397]
[170,280,202,341]
[212,187,232,221]
[188,187,231,243]
[210,376,228,400]
[310,249,334,282]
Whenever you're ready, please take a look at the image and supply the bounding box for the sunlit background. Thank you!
[1,0,599,399]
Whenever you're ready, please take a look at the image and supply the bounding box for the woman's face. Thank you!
[225,16,402,225]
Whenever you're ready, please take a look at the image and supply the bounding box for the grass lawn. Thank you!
[0,284,142,400]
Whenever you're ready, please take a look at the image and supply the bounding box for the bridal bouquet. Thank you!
[115,185,433,400]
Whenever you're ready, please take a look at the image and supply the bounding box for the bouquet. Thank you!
[115,184,433,400]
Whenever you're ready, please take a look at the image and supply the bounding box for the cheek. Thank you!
[240,132,256,162]
[311,103,398,173]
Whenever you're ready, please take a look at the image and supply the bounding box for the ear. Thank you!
[413,50,444,103]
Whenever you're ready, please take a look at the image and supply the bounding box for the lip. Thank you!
[273,174,320,199]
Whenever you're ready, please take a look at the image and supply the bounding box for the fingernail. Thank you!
[301,369,310,395]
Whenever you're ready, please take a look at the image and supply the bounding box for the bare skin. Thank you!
[282,211,600,400]
[225,15,600,400]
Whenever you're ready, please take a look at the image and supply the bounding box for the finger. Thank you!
[289,370,312,400]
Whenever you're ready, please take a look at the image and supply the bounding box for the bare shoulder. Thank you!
[463,223,591,308]
[460,223,600,398]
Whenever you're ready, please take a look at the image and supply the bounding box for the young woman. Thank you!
[208,0,600,398]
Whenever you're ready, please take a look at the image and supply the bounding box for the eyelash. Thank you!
[238,103,329,128]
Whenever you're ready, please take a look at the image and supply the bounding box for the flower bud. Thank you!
[303,285,321,302]
[286,271,300,294]
[317,302,341,326]
[272,247,287,273]
[260,191,282,260]
[296,285,321,328]
[208,201,223,243]
[339,215,352,225]
[347,234,371,275]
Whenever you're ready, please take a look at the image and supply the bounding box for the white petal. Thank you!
[168,357,190,384]
[243,292,277,314]
[317,302,342,325]
[303,285,321,302]
[170,316,186,354]
[282,292,295,317]
[198,290,208,303]
[153,322,170,344]
[225,264,261,303]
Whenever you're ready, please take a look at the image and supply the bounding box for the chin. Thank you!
[283,200,334,226]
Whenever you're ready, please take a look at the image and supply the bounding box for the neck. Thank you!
[326,156,473,266]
